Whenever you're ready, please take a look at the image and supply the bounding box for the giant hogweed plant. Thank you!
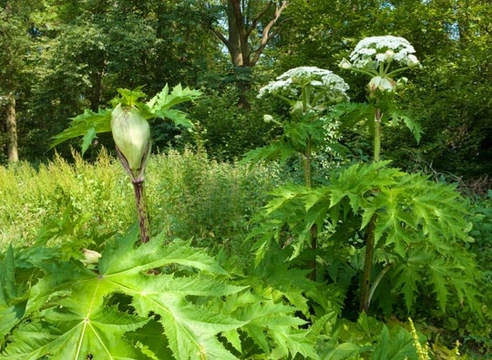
[243,65,350,188]
[248,36,482,321]
[50,84,203,243]
[0,85,320,359]
[243,66,350,279]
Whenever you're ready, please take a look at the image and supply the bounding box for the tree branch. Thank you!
[210,25,230,48]
[251,1,288,66]
[246,1,272,38]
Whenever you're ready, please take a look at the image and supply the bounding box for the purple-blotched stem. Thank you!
[132,179,150,243]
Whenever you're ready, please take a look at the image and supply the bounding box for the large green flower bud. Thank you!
[111,104,151,179]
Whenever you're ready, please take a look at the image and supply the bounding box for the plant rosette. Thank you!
[339,35,421,93]
[258,66,350,114]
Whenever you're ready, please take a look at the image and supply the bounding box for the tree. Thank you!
[395,0,492,177]
[0,0,35,162]
[15,0,225,160]
[196,0,288,106]
[211,0,288,68]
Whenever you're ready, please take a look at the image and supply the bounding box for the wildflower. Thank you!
[340,35,420,94]
[407,54,420,67]
[369,76,396,92]
[258,66,349,108]
[339,58,352,70]
[349,35,418,70]
[385,49,395,61]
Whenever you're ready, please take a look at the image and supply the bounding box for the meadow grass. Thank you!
[0,148,279,257]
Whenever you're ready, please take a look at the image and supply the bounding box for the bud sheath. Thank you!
[110,104,151,178]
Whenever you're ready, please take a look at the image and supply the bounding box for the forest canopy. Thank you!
[0,0,491,177]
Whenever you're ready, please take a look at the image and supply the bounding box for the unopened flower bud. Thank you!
[111,104,151,176]
[396,77,408,90]
[263,114,274,123]
[369,76,395,92]
[82,248,101,265]
[385,49,394,61]
[339,58,352,70]
[407,54,420,67]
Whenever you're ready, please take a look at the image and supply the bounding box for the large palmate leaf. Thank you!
[2,264,146,359]
[0,246,29,343]
[50,84,202,156]
[49,108,112,155]
[213,290,318,360]
[389,110,423,144]
[2,230,247,359]
[147,83,202,115]
[250,161,480,313]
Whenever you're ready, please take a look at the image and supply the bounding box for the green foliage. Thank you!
[242,112,330,166]
[251,161,481,315]
[185,86,274,161]
[0,149,277,255]
[458,191,492,356]
[0,150,134,249]
[316,312,429,360]
[147,149,279,259]
[0,226,317,359]
[50,85,202,156]
[49,108,113,155]
[330,99,422,159]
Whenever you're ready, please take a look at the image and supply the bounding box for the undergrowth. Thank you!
[0,148,278,258]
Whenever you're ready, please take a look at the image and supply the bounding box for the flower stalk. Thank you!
[132,179,150,244]
[340,35,420,312]
[257,66,350,280]
[111,104,152,243]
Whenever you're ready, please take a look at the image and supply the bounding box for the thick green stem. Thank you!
[132,180,150,243]
[360,104,383,312]
[368,262,392,307]
[302,85,317,280]
[305,135,317,280]
[373,107,382,162]
[360,215,376,313]
[304,137,313,189]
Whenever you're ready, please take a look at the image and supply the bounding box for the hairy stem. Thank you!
[360,104,384,312]
[304,137,313,188]
[132,180,150,243]
[304,136,317,280]
[360,215,376,313]
[302,83,317,279]
[368,262,392,308]
[374,107,382,162]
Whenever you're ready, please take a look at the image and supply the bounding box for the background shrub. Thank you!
[0,148,279,260]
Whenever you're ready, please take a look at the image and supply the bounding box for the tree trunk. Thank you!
[226,1,246,67]
[209,0,288,107]
[5,95,18,162]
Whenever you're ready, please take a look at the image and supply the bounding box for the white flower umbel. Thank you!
[351,36,417,68]
[338,35,422,164]
[339,35,421,92]
[258,66,349,111]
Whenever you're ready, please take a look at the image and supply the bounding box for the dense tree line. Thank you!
[0,0,491,177]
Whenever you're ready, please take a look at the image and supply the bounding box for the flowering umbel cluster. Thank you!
[340,35,420,93]
[258,66,350,111]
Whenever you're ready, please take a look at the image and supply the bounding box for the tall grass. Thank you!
[148,149,279,253]
[0,148,279,257]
